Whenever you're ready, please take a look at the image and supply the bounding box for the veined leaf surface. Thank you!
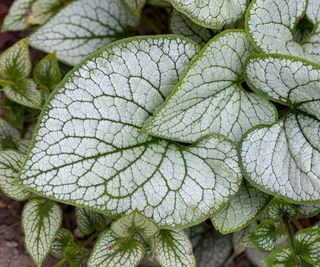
[264,247,296,267]
[29,0,139,65]
[19,36,242,228]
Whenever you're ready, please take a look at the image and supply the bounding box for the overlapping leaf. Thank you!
[143,31,276,143]
[170,0,247,29]
[264,247,296,267]
[249,220,277,252]
[247,0,320,63]
[295,229,320,264]
[19,36,242,228]
[29,0,140,65]
[241,55,320,202]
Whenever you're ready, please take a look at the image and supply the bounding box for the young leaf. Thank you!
[249,220,277,252]
[75,207,110,235]
[33,53,62,90]
[170,9,212,46]
[64,246,87,267]
[151,230,195,267]
[29,0,139,65]
[28,0,68,25]
[245,54,320,120]
[124,0,146,16]
[1,0,33,32]
[143,30,276,143]
[0,118,20,150]
[3,99,25,129]
[170,0,247,29]
[3,79,43,110]
[266,199,299,220]
[22,199,62,266]
[211,183,271,234]
[190,224,232,267]
[295,229,320,264]
[0,38,31,81]
[111,211,158,238]
[264,246,296,267]
[51,228,75,258]
[0,150,31,200]
[88,230,144,267]
[247,0,320,63]
[19,36,242,228]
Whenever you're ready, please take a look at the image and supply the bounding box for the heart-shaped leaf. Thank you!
[264,246,296,267]
[151,230,195,267]
[29,0,139,65]
[88,230,144,267]
[170,0,247,29]
[19,36,242,228]
[249,220,277,252]
[22,199,62,266]
[247,0,320,63]
[143,30,276,143]
[51,228,75,258]
[211,183,271,234]
[295,229,320,264]
[266,199,299,220]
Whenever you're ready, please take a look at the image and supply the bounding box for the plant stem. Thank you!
[0,79,15,87]
[283,217,295,249]
[292,219,303,230]
[52,258,66,267]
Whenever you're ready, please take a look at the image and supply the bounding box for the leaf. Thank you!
[33,53,62,90]
[240,113,320,202]
[0,150,31,200]
[249,220,277,252]
[295,229,320,264]
[124,0,146,16]
[151,230,195,267]
[245,54,320,120]
[0,39,31,81]
[266,199,299,220]
[51,228,75,258]
[3,99,25,129]
[3,79,43,109]
[143,30,276,143]
[19,36,242,228]
[297,203,320,218]
[211,182,271,234]
[29,0,139,66]
[64,246,87,267]
[0,118,20,150]
[111,210,158,238]
[190,224,232,267]
[88,230,144,267]
[1,0,33,32]
[170,9,212,46]
[170,0,247,29]
[22,199,62,266]
[75,207,110,235]
[264,246,296,267]
[28,0,68,25]
[247,0,320,63]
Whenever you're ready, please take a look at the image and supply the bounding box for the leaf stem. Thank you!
[292,219,303,230]
[283,217,295,249]
[52,258,66,267]
[0,79,15,87]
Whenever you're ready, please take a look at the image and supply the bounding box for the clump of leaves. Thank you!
[0,0,320,266]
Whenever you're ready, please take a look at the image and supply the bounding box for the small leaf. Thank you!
[3,79,43,110]
[297,203,320,218]
[212,183,271,234]
[170,9,212,46]
[0,39,31,81]
[22,199,62,266]
[124,0,146,16]
[0,150,31,200]
[249,220,277,252]
[3,99,25,129]
[1,0,33,32]
[266,199,299,220]
[33,53,62,90]
[64,246,87,267]
[0,118,20,150]
[51,228,75,258]
[111,211,158,238]
[143,31,276,143]
[75,207,110,236]
[170,0,247,29]
[247,0,320,63]
[295,229,320,264]
[88,230,144,267]
[29,0,139,65]
[151,230,195,267]
[190,224,232,267]
[264,246,296,267]
[28,0,68,25]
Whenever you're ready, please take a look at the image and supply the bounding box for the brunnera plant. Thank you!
[0,0,320,266]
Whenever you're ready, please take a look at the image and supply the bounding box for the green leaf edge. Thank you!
[263,246,296,266]
[249,219,276,252]
[17,34,243,230]
[142,29,278,141]
[22,199,63,266]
